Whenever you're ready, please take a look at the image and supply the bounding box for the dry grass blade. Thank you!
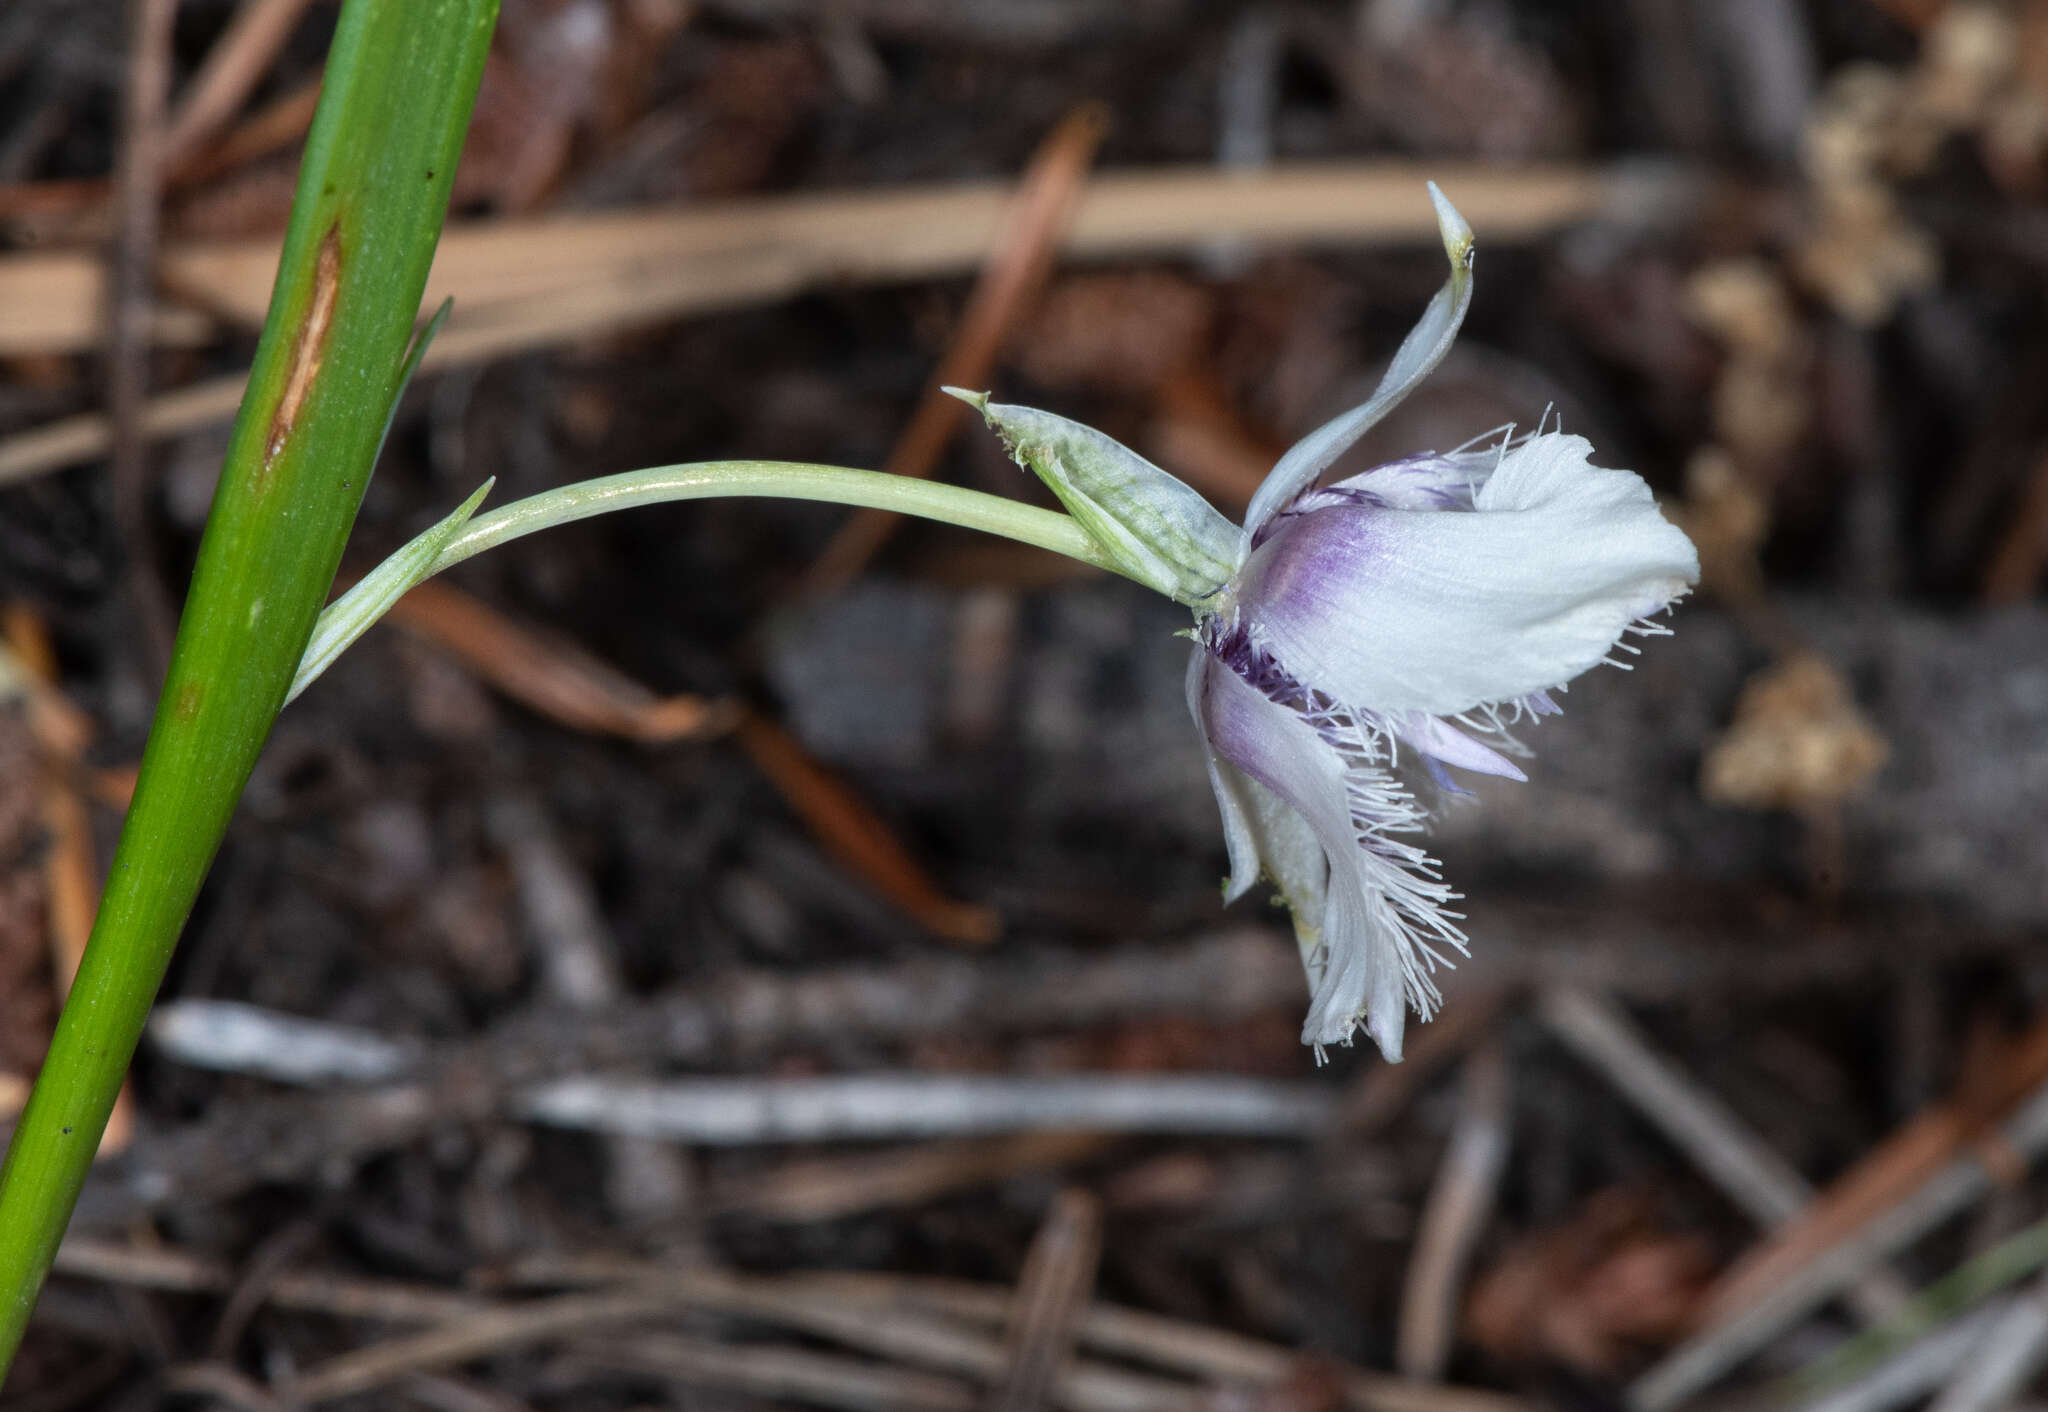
[108,0,179,671]
[4,161,1628,352]
[575,1330,979,1412]
[805,1272,1530,1412]
[1633,1072,2048,1411]
[169,75,322,190]
[733,710,1001,945]
[0,605,133,1154]
[1398,1042,1510,1380]
[402,1372,542,1412]
[275,1289,674,1405]
[0,163,1648,482]
[1701,1014,2048,1327]
[801,105,1108,596]
[160,0,320,175]
[382,579,736,743]
[0,603,95,764]
[499,1261,1199,1411]
[1538,985,1910,1320]
[0,375,246,486]
[57,1238,1530,1412]
[989,1188,1105,1412]
[163,1360,290,1412]
[1144,368,1281,513]
[55,1236,491,1322]
[709,1132,1111,1223]
[1925,1274,2048,1412]
[0,178,110,228]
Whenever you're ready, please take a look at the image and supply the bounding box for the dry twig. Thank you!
[708,1133,1112,1223]
[1397,1042,1510,1380]
[55,1237,1531,1412]
[733,710,1000,945]
[275,1289,677,1405]
[572,1330,979,1412]
[1633,1072,2048,1411]
[381,579,734,743]
[488,794,692,1224]
[989,1189,1106,1412]
[159,0,320,175]
[1,604,133,1153]
[509,1073,1335,1144]
[1538,985,1910,1321]
[108,0,179,669]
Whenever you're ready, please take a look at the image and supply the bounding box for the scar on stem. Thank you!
[265,221,343,465]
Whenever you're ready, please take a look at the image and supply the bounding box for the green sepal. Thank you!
[948,388,1239,605]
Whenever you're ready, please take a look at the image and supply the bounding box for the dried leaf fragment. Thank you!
[1465,1188,1714,1376]
[1701,655,1889,812]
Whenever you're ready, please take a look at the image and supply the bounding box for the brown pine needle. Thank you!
[0,602,134,1154]
[732,710,999,947]
[801,105,1110,597]
[381,579,735,744]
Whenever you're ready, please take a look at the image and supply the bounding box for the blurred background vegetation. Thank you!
[5,1,2048,1408]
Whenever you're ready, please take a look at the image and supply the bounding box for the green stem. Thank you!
[0,0,496,1377]
[291,463,1129,703]
[443,462,1120,571]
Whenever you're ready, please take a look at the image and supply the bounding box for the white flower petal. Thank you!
[1317,448,1499,513]
[1241,183,1475,547]
[1201,663,1389,1054]
[1188,651,1330,939]
[1200,658,1470,1060]
[1235,432,1699,717]
[1187,647,1264,902]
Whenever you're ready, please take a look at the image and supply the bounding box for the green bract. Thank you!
[946,388,1240,605]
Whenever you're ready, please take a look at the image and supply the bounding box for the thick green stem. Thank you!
[0,0,496,1377]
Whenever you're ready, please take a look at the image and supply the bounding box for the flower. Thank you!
[952,185,1699,1062]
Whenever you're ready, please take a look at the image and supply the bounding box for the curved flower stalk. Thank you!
[956,184,1699,1062]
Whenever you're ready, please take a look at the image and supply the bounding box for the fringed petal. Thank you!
[1199,652,1467,1061]
[1302,448,1500,516]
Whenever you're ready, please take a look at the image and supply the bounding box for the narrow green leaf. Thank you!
[0,0,498,1374]
[289,459,1134,703]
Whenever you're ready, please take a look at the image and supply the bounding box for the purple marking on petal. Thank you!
[1393,713,1528,782]
[1330,451,1493,510]
[1422,754,1469,796]
[1252,453,1482,551]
